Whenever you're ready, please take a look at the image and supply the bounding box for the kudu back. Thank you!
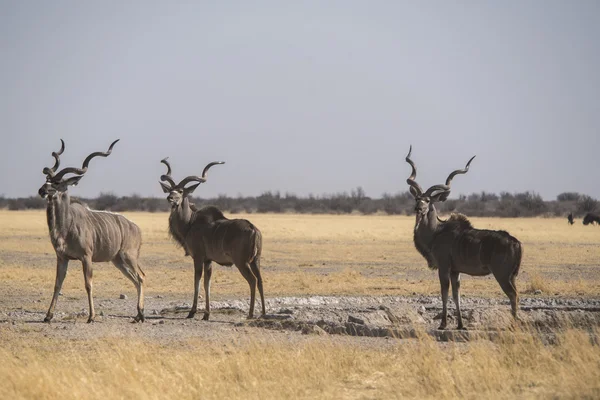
[405,146,522,330]
[159,158,265,320]
[38,139,145,323]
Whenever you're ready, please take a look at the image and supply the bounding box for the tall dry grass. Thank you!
[1,328,599,400]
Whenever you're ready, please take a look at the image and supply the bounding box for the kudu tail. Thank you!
[511,241,523,278]
[249,226,262,263]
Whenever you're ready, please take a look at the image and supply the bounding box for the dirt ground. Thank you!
[3,292,600,346]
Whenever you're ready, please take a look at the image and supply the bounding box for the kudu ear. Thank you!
[183,183,201,195]
[63,175,83,187]
[159,181,172,194]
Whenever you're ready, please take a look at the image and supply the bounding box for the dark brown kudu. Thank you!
[405,146,522,330]
[159,158,265,320]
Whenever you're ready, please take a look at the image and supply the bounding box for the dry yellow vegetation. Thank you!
[1,210,599,399]
[1,328,599,399]
[1,210,599,298]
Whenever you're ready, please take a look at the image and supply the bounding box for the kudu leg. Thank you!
[510,275,520,320]
[113,254,145,322]
[249,259,266,316]
[450,271,464,330]
[44,257,69,322]
[188,258,204,319]
[493,271,520,321]
[237,263,257,319]
[82,256,95,323]
[202,261,212,321]
[438,270,450,330]
[133,267,145,323]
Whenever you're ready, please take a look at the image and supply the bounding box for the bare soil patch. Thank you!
[3,293,599,346]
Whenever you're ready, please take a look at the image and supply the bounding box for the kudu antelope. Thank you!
[405,146,522,330]
[159,158,265,320]
[567,213,574,225]
[38,139,145,323]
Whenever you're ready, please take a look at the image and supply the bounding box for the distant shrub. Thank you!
[257,192,282,213]
[1,189,597,217]
[576,195,598,215]
[557,192,580,202]
[517,192,547,216]
[95,192,118,210]
[8,199,24,210]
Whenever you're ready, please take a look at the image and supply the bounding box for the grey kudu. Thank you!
[405,146,522,329]
[39,140,145,323]
[159,158,265,320]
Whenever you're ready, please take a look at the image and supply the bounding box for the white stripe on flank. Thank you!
[87,207,124,217]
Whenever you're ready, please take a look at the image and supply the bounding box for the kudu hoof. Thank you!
[43,316,53,323]
[202,314,210,321]
[437,324,447,330]
[133,315,145,323]
[187,312,196,319]
[87,318,95,323]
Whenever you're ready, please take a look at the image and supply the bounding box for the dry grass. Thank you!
[1,328,599,400]
[1,210,599,299]
[523,271,551,294]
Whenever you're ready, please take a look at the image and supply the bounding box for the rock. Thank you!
[158,320,165,325]
[348,315,365,325]
[301,325,328,335]
[152,310,158,315]
[99,311,104,316]
[119,294,128,300]
[156,295,163,299]
[534,290,542,295]
[261,314,292,320]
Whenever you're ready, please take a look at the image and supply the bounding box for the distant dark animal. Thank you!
[159,158,265,320]
[567,213,574,225]
[405,146,522,330]
[583,213,600,226]
[38,139,145,323]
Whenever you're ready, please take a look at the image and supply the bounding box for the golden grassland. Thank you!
[1,328,599,399]
[1,210,599,298]
[1,210,600,399]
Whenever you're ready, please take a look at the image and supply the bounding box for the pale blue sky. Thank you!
[1,1,599,199]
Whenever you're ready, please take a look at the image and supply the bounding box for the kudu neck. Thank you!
[415,203,441,242]
[46,192,72,238]
[171,197,195,231]
[175,197,194,221]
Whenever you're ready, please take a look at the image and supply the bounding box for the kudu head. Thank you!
[159,158,225,207]
[39,139,120,201]
[405,145,475,228]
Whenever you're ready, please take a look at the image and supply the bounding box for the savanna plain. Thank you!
[1,210,599,399]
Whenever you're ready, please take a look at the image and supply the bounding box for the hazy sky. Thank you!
[1,1,599,200]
